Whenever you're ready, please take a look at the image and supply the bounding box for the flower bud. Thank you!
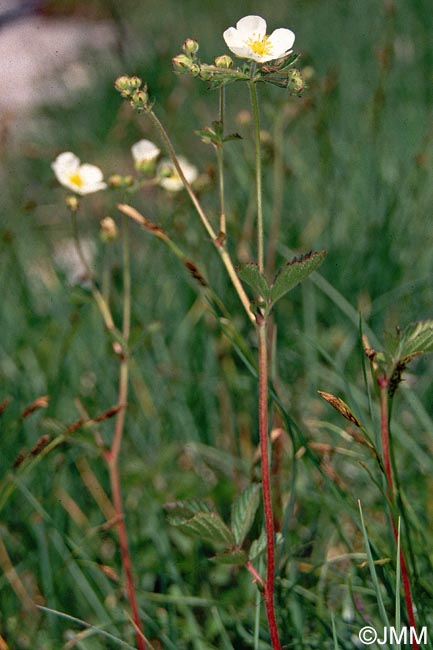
[287,69,304,95]
[214,54,233,68]
[172,54,193,73]
[189,63,201,77]
[128,76,142,90]
[108,174,134,189]
[100,216,118,243]
[182,38,199,56]
[198,65,213,81]
[130,89,149,112]
[65,195,79,212]
[114,75,132,96]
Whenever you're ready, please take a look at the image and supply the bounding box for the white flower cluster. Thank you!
[52,143,197,195]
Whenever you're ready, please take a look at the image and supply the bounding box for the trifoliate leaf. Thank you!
[231,483,261,546]
[237,263,271,300]
[270,251,327,305]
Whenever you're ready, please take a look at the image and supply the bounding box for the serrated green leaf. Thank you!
[237,264,271,300]
[212,547,248,565]
[249,530,266,562]
[398,320,433,363]
[164,498,215,520]
[167,511,234,547]
[231,484,261,546]
[270,251,327,305]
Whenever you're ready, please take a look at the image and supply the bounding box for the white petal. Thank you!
[267,28,295,59]
[235,15,267,38]
[79,163,104,185]
[131,139,160,163]
[52,151,80,181]
[223,27,251,58]
[179,156,198,184]
[158,157,197,192]
[76,181,107,195]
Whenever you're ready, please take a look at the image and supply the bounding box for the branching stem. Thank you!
[147,109,254,323]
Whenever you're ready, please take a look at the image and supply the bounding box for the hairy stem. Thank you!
[379,380,417,648]
[258,317,281,650]
[148,109,254,323]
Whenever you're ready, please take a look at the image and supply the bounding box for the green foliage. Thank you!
[230,483,261,546]
[270,251,327,305]
[2,0,433,648]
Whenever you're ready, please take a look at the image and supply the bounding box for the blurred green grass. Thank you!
[1,0,433,647]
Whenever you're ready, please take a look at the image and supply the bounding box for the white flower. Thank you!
[223,15,295,64]
[52,152,107,195]
[131,139,160,169]
[157,156,198,192]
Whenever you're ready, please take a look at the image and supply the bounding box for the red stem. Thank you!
[246,560,265,589]
[105,357,145,650]
[379,380,417,649]
[258,318,281,650]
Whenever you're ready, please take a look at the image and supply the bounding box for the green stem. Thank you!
[217,86,226,236]
[70,211,125,346]
[249,81,264,274]
[147,109,254,323]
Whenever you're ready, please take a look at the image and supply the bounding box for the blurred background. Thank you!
[1,0,433,648]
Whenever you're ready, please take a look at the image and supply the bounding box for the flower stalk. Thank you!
[217,86,226,236]
[248,80,264,273]
[147,108,255,323]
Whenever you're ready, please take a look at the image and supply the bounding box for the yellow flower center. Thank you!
[247,34,271,57]
[69,172,83,188]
